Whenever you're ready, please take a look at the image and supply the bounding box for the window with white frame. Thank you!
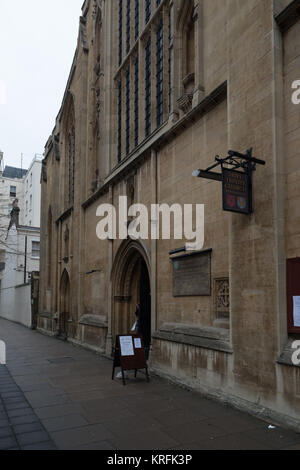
[31,241,40,259]
[10,185,16,198]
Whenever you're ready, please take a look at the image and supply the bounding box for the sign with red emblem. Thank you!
[222,168,252,215]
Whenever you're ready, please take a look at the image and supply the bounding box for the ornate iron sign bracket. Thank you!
[193,148,266,214]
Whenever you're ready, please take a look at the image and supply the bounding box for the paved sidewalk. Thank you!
[0,318,300,450]
[0,366,56,450]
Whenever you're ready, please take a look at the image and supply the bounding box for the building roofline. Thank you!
[57,51,78,124]
[43,49,77,159]
[2,166,28,180]
[17,225,40,234]
[0,175,26,184]
[24,156,43,176]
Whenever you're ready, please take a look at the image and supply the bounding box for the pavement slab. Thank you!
[0,360,56,450]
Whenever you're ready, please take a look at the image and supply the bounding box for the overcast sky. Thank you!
[0,0,83,170]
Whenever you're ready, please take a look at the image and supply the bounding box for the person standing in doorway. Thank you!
[134,302,150,360]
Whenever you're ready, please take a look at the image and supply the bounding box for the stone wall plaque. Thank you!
[172,250,211,297]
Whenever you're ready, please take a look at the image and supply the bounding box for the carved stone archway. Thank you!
[111,240,151,349]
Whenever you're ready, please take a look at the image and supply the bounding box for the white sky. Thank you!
[0,0,84,170]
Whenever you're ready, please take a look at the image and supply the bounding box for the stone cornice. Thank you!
[56,207,73,225]
[153,323,233,354]
[275,0,300,32]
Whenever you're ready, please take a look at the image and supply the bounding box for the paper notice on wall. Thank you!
[134,338,142,349]
[293,297,300,327]
[119,336,134,356]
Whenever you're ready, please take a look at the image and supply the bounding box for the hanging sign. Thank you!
[222,168,252,214]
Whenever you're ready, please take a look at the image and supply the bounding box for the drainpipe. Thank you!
[24,236,27,284]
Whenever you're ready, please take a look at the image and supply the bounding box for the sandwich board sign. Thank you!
[112,334,149,386]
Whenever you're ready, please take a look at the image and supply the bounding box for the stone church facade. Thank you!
[39,0,300,429]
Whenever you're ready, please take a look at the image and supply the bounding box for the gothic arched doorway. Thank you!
[111,240,152,358]
[59,269,70,340]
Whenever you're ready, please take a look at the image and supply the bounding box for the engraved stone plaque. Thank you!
[172,250,211,297]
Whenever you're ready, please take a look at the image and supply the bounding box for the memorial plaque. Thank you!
[172,250,211,297]
[222,168,251,214]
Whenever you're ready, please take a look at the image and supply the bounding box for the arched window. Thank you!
[63,94,75,207]
[118,0,123,66]
[67,126,75,205]
[186,17,195,78]
[64,225,70,261]
[94,2,102,75]
[177,2,196,114]
[47,207,52,288]
[117,79,122,162]
[156,18,163,127]
[90,3,102,191]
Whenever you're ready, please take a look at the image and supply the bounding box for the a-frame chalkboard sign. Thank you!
[112,334,150,386]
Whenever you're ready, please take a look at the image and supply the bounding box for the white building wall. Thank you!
[0,226,40,328]
[0,155,41,327]
[24,158,42,227]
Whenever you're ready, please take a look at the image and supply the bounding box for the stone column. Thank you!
[106,184,114,356]
[192,0,205,107]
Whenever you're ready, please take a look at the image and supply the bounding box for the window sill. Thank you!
[78,314,108,329]
[40,312,51,319]
[153,323,233,354]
